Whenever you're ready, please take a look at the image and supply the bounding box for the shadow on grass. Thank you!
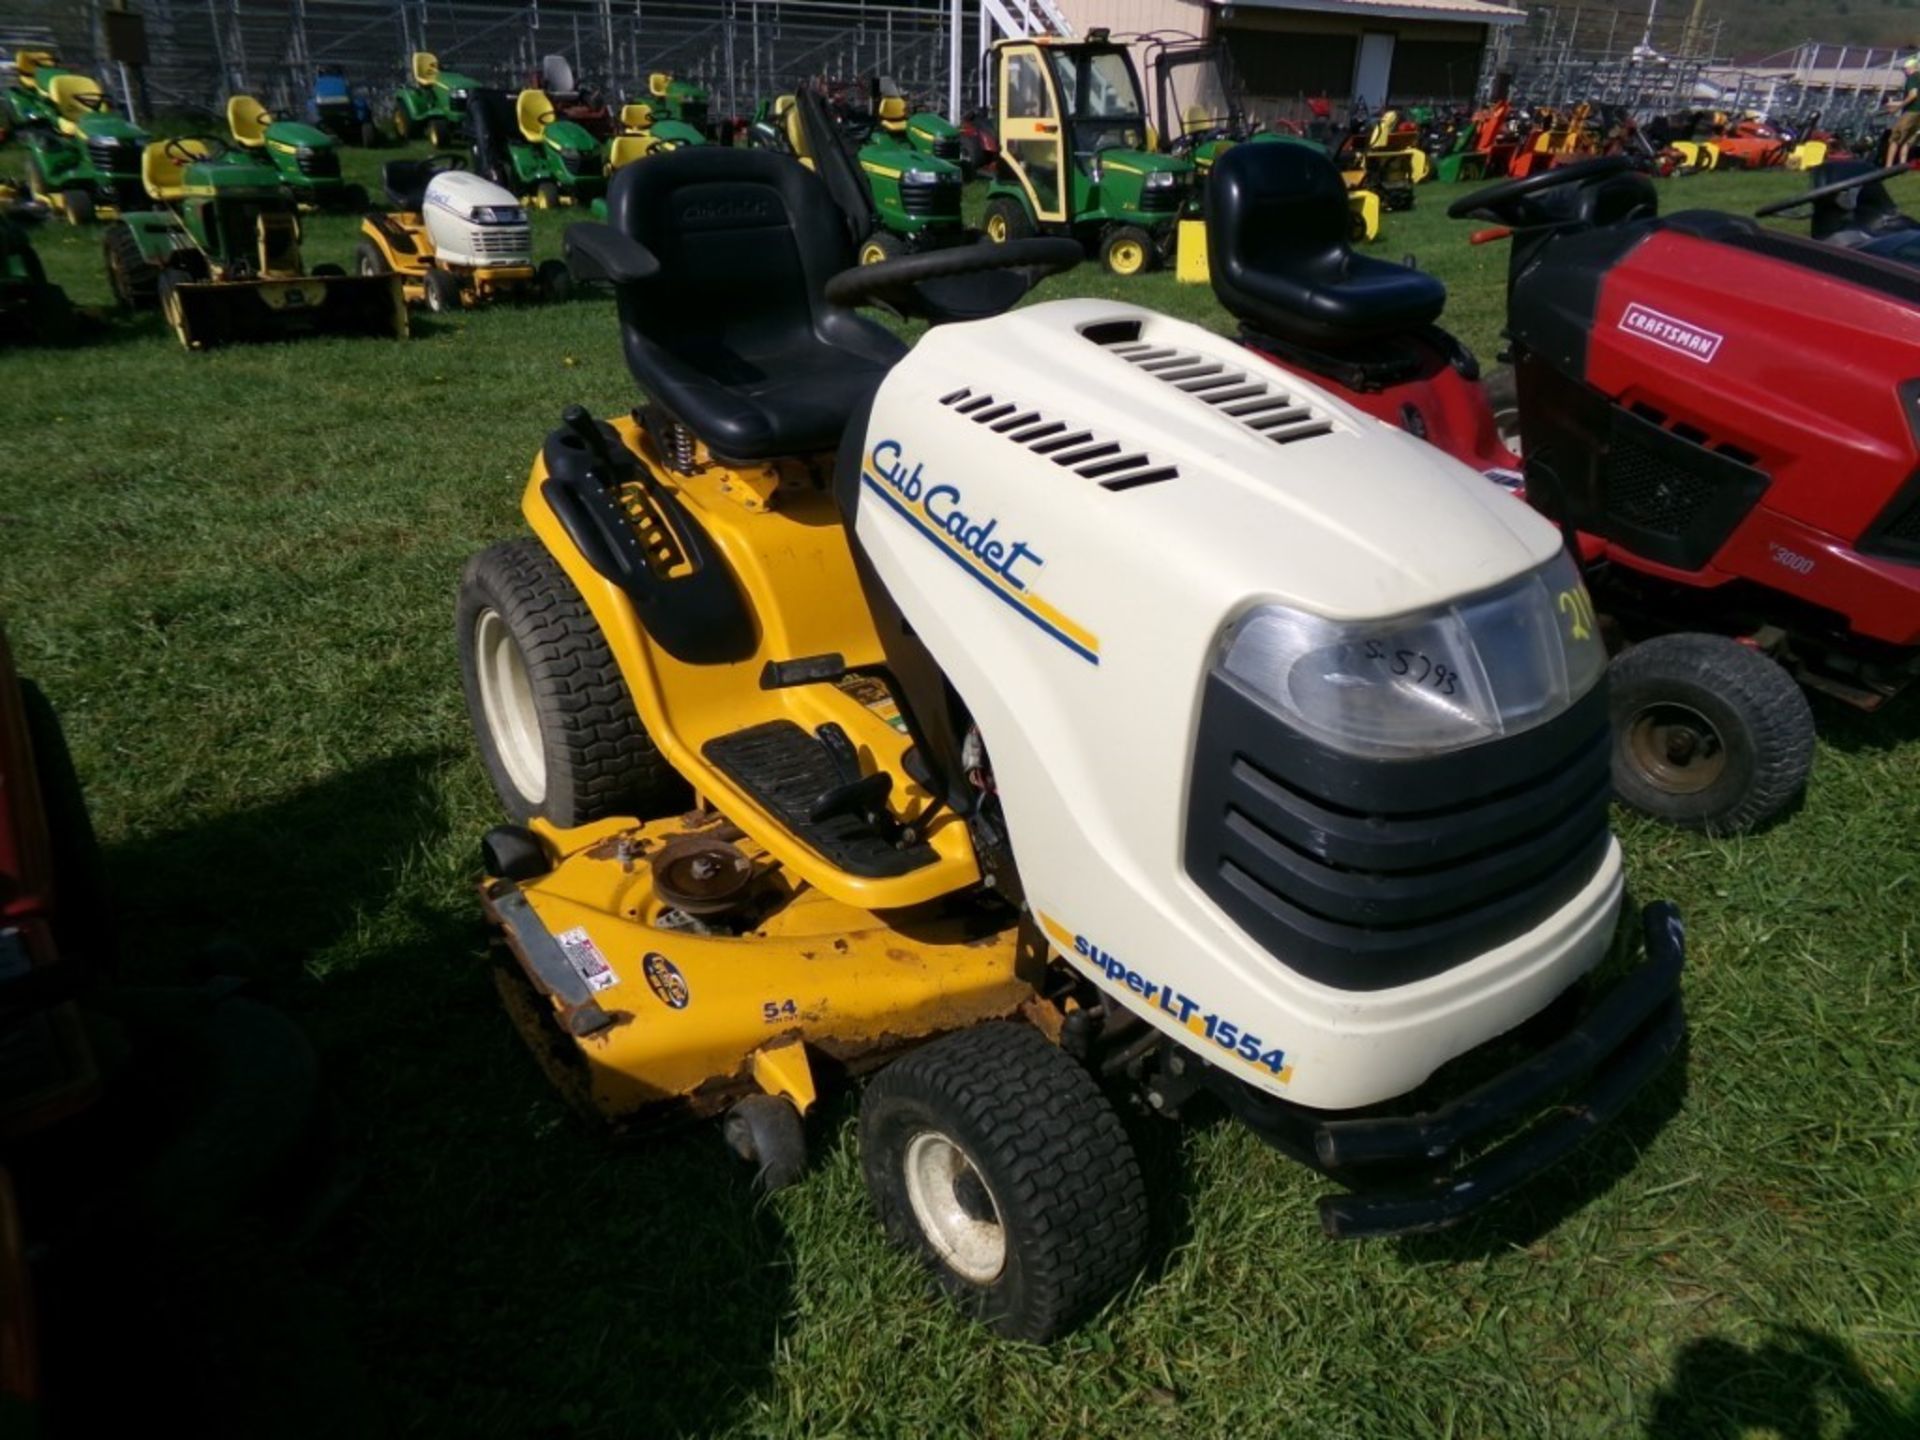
[1812,685,1920,757]
[1643,1327,1918,1439]
[94,754,794,1437]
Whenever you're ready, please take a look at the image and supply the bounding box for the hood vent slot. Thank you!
[1092,337,1338,446]
[939,387,1177,492]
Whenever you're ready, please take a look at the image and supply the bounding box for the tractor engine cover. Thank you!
[843,299,1626,1112]
[422,168,533,269]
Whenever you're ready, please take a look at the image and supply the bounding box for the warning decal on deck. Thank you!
[555,926,619,993]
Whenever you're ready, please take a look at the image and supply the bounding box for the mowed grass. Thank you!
[2,138,1918,1438]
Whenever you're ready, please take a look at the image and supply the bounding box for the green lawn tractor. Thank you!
[18,69,147,224]
[985,32,1197,276]
[639,71,710,137]
[467,88,606,209]
[392,51,480,147]
[869,75,968,173]
[792,85,965,264]
[0,188,75,343]
[101,138,406,350]
[227,95,368,213]
[4,49,64,130]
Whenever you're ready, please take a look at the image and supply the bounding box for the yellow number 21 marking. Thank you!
[1557,588,1597,642]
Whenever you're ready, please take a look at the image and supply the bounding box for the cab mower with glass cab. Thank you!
[355,154,570,311]
[392,51,480,148]
[789,85,966,265]
[226,95,368,213]
[102,137,406,349]
[457,145,1686,1341]
[467,87,607,210]
[985,31,1198,276]
[17,66,146,225]
[1211,142,1920,831]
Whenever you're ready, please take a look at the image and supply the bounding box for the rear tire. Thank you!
[860,1023,1148,1342]
[1483,363,1521,453]
[103,221,161,308]
[425,118,447,150]
[536,258,571,303]
[391,106,411,140]
[423,266,461,313]
[983,195,1032,245]
[354,239,391,276]
[456,539,684,826]
[157,266,196,346]
[1608,633,1815,834]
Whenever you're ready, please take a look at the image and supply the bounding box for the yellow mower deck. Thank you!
[485,812,1039,1124]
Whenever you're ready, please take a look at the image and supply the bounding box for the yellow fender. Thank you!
[1786,140,1828,171]
[1349,190,1382,242]
[1175,217,1210,284]
[1408,148,1432,183]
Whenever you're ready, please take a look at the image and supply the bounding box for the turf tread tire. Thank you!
[1608,632,1815,834]
[860,1022,1147,1342]
[103,221,161,309]
[457,538,683,826]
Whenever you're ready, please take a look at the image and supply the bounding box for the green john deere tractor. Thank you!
[101,137,406,349]
[984,31,1197,276]
[392,51,480,147]
[225,94,369,212]
[468,87,607,209]
[640,71,710,136]
[4,49,64,130]
[868,75,968,174]
[792,85,966,265]
[17,67,147,224]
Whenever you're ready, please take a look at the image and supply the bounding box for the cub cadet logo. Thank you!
[642,951,689,1009]
[1619,302,1723,363]
[679,197,772,223]
[862,438,1100,664]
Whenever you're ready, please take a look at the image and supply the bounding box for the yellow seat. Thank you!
[47,72,107,134]
[649,72,671,99]
[142,139,209,202]
[620,102,654,132]
[878,95,908,132]
[608,134,651,169]
[516,88,551,143]
[784,99,810,162]
[228,94,273,147]
[15,50,58,90]
[412,51,440,87]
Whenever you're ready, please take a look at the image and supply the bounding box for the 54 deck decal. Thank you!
[1039,913,1293,1084]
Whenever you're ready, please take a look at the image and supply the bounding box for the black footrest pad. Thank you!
[703,720,938,879]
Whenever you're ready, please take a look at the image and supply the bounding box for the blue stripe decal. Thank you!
[860,474,1099,665]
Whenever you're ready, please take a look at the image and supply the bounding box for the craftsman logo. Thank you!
[642,951,689,1009]
[1619,303,1723,363]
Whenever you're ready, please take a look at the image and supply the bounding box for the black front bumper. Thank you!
[1316,903,1686,1237]
[1203,902,1686,1238]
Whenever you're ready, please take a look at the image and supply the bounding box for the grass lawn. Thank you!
[2,140,1917,1438]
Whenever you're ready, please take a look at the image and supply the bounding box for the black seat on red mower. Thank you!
[584,147,904,460]
[1208,141,1446,347]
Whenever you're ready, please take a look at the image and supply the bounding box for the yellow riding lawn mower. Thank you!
[355,154,570,311]
[460,147,1686,1340]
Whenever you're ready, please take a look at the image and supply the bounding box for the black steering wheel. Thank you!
[825,236,1081,322]
[74,91,110,113]
[164,135,225,164]
[1754,162,1908,216]
[1448,155,1635,221]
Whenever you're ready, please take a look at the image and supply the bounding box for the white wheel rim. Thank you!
[902,1130,1005,1284]
[474,608,546,804]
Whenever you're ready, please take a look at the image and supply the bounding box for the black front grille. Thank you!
[559,148,597,176]
[1185,676,1613,991]
[296,147,341,178]
[1604,431,1716,532]
[87,138,137,177]
[930,135,961,162]
[900,177,959,219]
[1138,183,1184,213]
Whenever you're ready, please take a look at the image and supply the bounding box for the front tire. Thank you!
[62,187,96,225]
[423,266,461,313]
[1100,223,1156,277]
[1608,632,1815,834]
[425,117,447,150]
[860,1023,1148,1342]
[982,195,1032,245]
[456,539,683,825]
[858,230,906,265]
[354,239,391,277]
[536,258,571,303]
[535,179,562,210]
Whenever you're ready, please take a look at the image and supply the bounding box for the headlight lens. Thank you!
[1218,550,1606,758]
[1145,169,1178,188]
[471,204,525,224]
[901,167,942,186]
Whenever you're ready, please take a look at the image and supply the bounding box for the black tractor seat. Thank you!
[1208,141,1446,349]
[382,156,464,212]
[586,147,904,460]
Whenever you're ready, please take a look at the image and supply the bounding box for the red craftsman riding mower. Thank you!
[1210,143,1920,833]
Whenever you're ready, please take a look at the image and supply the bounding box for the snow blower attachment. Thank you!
[460,147,1686,1340]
